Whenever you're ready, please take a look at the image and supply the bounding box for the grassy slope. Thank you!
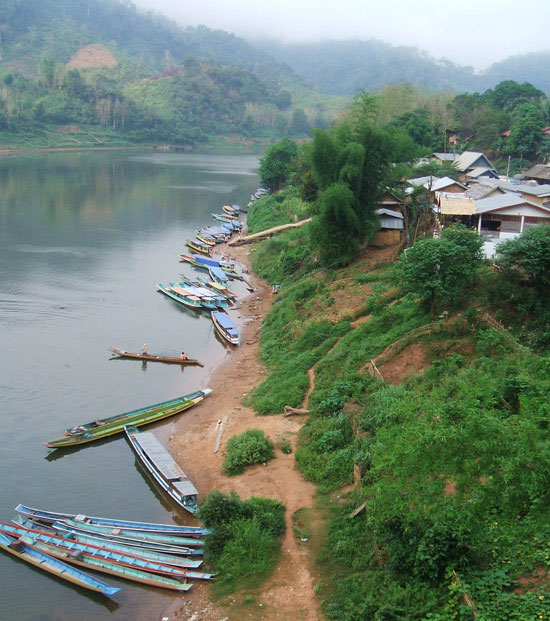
[246,191,550,619]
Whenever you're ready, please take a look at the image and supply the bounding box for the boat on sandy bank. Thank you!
[211,310,239,346]
[45,389,212,448]
[125,425,199,514]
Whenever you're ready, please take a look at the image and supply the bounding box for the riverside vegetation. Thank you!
[231,97,550,618]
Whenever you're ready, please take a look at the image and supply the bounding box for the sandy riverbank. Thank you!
[164,243,322,621]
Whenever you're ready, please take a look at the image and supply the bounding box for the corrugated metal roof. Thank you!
[431,176,467,191]
[474,178,550,196]
[432,152,459,161]
[376,208,404,219]
[466,167,498,179]
[475,194,549,214]
[455,151,496,172]
[407,175,439,186]
[524,164,550,180]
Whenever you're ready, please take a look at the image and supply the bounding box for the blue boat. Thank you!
[192,255,235,270]
[0,530,120,596]
[209,266,228,286]
[157,283,204,310]
[13,516,202,568]
[15,504,209,537]
[0,522,214,582]
[211,310,239,346]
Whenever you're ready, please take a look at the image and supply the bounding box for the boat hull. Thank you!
[45,389,212,448]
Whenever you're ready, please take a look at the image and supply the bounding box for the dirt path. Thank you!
[165,244,322,621]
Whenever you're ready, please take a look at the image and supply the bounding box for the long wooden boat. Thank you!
[45,389,212,449]
[109,348,203,366]
[54,518,204,548]
[185,239,213,256]
[222,205,239,217]
[213,211,238,222]
[15,504,208,536]
[177,281,229,309]
[13,517,202,568]
[195,276,237,299]
[0,522,213,582]
[211,310,239,346]
[0,531,120,596]
[157,283,204,310]
[179,254,240,279]
[195,231,217,246]
[49,521,204,557]
[126,425,199,514]
[209,265,229,286]
[20,538,193,591]
[192,254,235,270]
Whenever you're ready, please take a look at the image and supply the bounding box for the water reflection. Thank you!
[0,149,259,621]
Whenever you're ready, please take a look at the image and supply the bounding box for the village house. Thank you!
[436,189,550,258]
[524,164,550,184]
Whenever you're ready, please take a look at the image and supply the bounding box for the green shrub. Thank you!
[223,429,275,476]
[197,491,286,595]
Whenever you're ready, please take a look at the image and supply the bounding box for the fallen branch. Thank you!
[284,406,310,417]
[229,218,312,246]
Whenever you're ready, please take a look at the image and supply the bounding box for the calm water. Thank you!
[0,150,259,620]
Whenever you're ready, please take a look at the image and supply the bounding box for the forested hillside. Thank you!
[257,38,550,96]
[0,0,341,147]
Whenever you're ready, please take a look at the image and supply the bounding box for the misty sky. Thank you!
[132,0,549,70]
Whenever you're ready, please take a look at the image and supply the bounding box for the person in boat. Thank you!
[180,352,187,361]
[141,344,148,355]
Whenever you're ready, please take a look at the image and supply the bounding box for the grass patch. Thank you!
[198,490,286,596]
[223,429,275,476]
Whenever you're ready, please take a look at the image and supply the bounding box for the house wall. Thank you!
[439,196,476,215]
[434,183,466,195]
[378,216,404,230]
[373,230,401,246]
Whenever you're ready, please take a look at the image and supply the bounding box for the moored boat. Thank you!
[15,504,208,536]
[0,530,120,596]
[125,426,199,514]
[209,265,229,286]
[195,231,217,246]
[211,310,239,346]
[0,522,213,582]
[185,239,213,256]
[109,348,203,366]
[52,518,204,548]
[13,517,202,568]
[192,254,235,270]
[157,283,204,310]
[45,389,212,448]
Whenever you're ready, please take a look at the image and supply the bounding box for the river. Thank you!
[0,149,259,620]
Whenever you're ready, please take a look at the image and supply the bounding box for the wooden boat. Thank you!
[222,205,239,217]
[20,538,193,591]
[213,210,239,221]
[209,265,229,286]
[13,517,202,568]
[52,519,204,548]
[45,389,212,449]
[48,522,203,557]
[212,213,242,229]
[109,348,203,366]
[126,425,199,514]
[179,254,240,279]
[177,280,229,308]
[0,522,213,582]
[15,504,208,537]
[195,276,236,300]
[195,231,217,246]
[192,254,235,270]
[185,239,213,256]
[211,310,239,346]
[157,283,204,310]
[0,531,120,596]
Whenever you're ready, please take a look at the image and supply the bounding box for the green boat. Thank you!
[45,389,212,449]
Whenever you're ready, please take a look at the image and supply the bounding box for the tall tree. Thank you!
[258,138,298,191]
